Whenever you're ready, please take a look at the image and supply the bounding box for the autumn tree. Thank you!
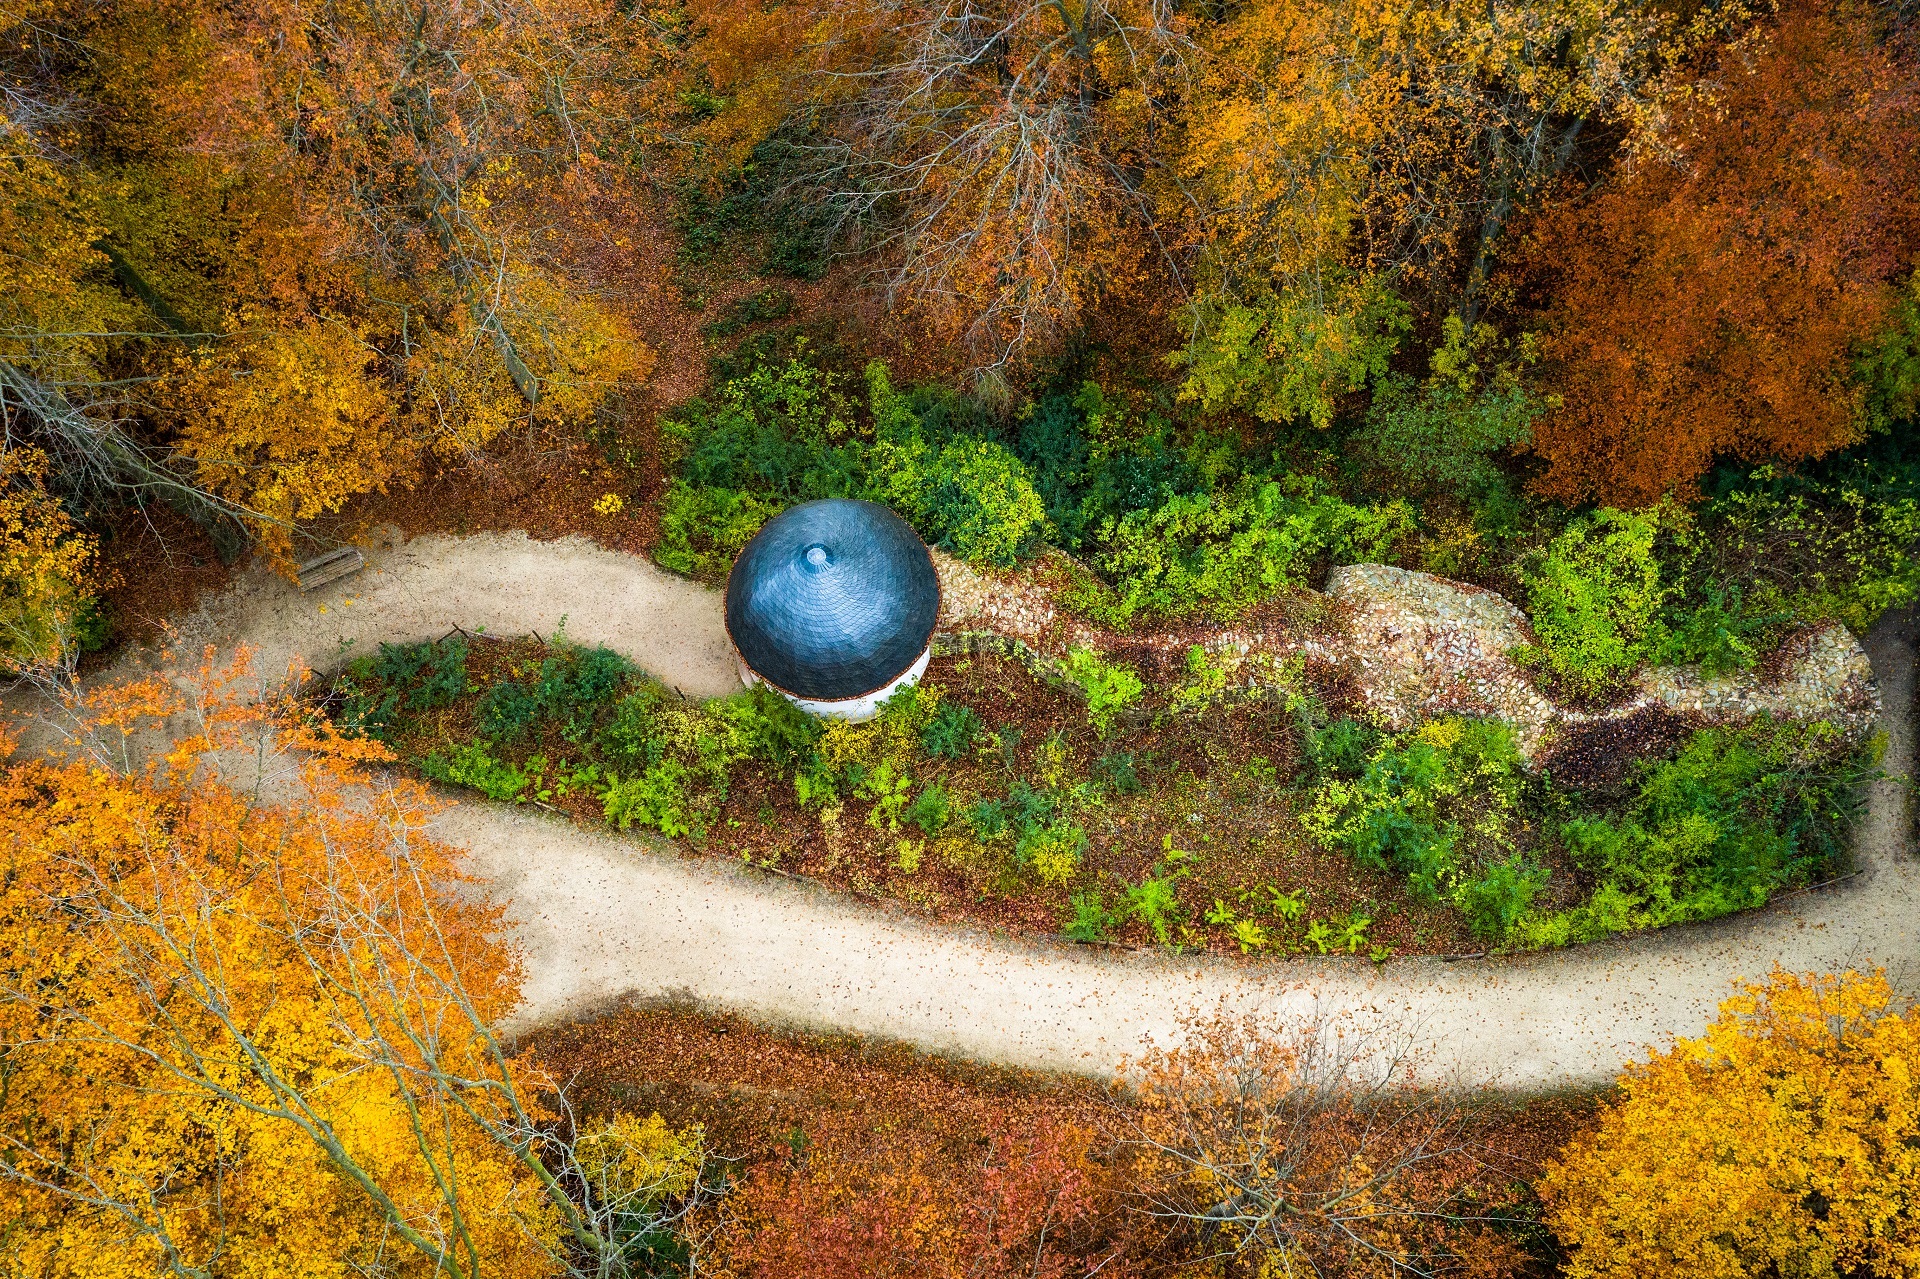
[685,0,1189,376]
[1167,0,1768,427]
[0,654,705,1277]
[0,446,103,674]
[1516,0,1920,506]
[716,1108,1105,1277]
[0,0,655,565]
[682,0,1770,395]
[1541,969,1920,1278]
[1119,1014,1529,1277]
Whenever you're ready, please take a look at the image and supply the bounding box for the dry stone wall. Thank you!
[930,551,1882,760]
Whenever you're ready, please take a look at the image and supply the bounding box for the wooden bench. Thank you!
[296,547,366,592]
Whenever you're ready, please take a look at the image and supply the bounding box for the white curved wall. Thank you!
[738,646,931,723]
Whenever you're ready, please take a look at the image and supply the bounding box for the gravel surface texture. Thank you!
[24,532,1916,1088]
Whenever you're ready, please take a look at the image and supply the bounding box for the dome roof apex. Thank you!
[724,499,940,702]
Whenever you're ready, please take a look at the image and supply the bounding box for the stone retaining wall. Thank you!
[931,552,1881,759]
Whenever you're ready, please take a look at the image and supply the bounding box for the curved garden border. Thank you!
[65,532,1920,1088]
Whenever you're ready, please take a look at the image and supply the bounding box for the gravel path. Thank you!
[90,535,1920,1087]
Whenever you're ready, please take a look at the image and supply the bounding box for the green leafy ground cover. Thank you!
[651,340,1920,703]
[323,631,1876,957]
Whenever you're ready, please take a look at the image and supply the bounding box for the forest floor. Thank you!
[52,531,1918,1091]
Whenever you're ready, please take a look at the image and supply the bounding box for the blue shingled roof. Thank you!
[724,499,940,701]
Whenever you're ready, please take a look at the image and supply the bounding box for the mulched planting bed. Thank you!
[694,650,1493,955]
[320,633,1605,959]
[319,620,1866,960]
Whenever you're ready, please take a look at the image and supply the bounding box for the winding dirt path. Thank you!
[96,534,1920,1087]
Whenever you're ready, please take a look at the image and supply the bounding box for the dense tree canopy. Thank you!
[1542,969,1920,1277]
[1517,1,1920,504]
[0,0,655,568]
[0,658,706,1277]
[0,0,1913,650]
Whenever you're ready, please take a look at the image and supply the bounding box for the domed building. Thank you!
[724,499,941,721]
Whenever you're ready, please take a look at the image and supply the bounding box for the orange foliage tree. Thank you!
[716,1109,1105,1277]
[684,0,1182,375]
[1541,969,1920,1278]
[0,0,655,563]
[1517,0,1920,506]
[1120,1015,1530,1276]
[0,654,703,1276]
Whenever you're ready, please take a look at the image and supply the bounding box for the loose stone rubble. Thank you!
[1319,564,1880,755]
[932,549,1085,650]
[931,551,1882,760]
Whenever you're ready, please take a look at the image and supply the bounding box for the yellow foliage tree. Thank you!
[159,318,412,561]
[0,653,703,1277]
[400,273,654,460]
[1541,969,1920,1278]
[0,446,101,673]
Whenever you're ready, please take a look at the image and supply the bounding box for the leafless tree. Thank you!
[1117,1011,1526,1278]
[793,0,1194,375]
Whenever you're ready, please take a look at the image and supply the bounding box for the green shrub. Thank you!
[1003,780,1056,836]
[686,710,756,790]
[478,680,541,742]
[921,702,981,759]
[1062,891,1117,942]
[904,782,950,835]
[1306,718,1380,779]
[964,797,1008,840]
[362,639,470,714]
[702,287,794,340]
[1519,718,1871,946]
[1094,751,1141,794]
[529,645,636,735]
[1455,854,1548,940]
[1360,315,1539,511]
[425,742,532,802]
[1013,382,1203,553]
[598,687,675,772]
[335,667,405,740]
[1516,508,1670,697]
[1075,475,1414,626]
[866,365,1046,566]
[413,639,469,709]
[918,436,1046,566]
[1059,646,1143,736]
[1363,376,1536,509]
[652,355,861,579]
[874,681,940,742]
[603,760,697,837]
[1169,644,1231,715]
[1123,874,1183,944]
[671,175,752,267]
[1305,717,1527,911]
[1585,719,1859,924]
[1655,580,1789,678]
[654,482,783,581]
[709,683,823,769]
[858,758,915,830]
[369,640,431,688]
[1017,821,1087,886]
